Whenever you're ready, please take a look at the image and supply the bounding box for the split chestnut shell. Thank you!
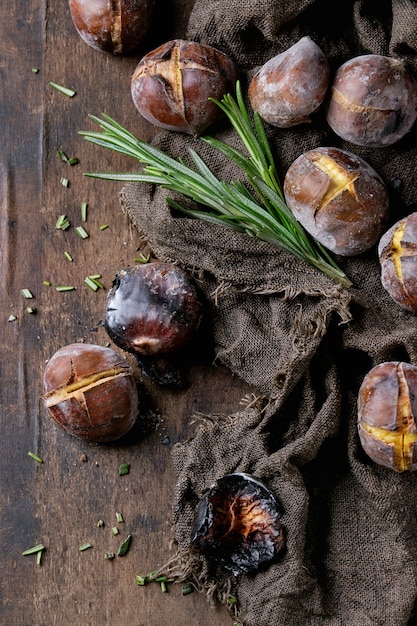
[190,473,285,575]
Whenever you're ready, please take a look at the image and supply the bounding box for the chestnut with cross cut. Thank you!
[378,212,417,312]
[68,0,155,54]
[283,146,389,256]
[130,39,238,135]
[43,343,138,443]
[357,361,417,472]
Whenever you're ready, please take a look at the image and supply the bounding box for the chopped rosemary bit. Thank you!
[117,534,132,557]
[57,150,79,166]
[81,202,88,221]
[135,575,146,586]
[22,544,44,556]
[134,254,150,264]
[74,225,89,239]
[116,512,124,523]
[21,288,33,299]
[26,306,36,314]
[60,177,69,187]
[182,582,193,595]
[99,224,109,230]
[118,463,130,476]
[111,526,119,536]
[28,451,43,463]
[32,68,39,74]
[105,552,115,560]
[160,580,167,593]
[79,542,92,552]
[64,251,73,262]
[55,285,75,292]
[84,275,103,291]
[97,519,105,528]
[36,549,43,565]
[80,82,351,288]
[55,214,70,230]
[8,314,17,322]
[42,280,51,287]
[68,157,79,166]
[50,81,76,97]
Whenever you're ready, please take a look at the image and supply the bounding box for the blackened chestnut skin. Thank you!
[190,473,285,575]
[43,343,138,443]
[131,39,238,135]
[104,262,203,386]
[69,0,155,54]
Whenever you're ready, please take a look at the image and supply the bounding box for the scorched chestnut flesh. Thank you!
[190,473,285,575]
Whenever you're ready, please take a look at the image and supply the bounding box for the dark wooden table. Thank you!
[1,2,251,624]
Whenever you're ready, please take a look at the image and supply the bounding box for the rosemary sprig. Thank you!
[79,83,351,287]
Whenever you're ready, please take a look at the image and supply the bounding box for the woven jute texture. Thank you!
[120,1,417,624]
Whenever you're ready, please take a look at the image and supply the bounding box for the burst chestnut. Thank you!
[68,0,155,54]
[130,39,238,135]
[358,361,417,472]
[378,212,417,312]
[43,343,138,443]
[326,54,417,147]
[283,146,389,256]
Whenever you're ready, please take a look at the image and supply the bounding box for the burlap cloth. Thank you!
[120,1,417,624]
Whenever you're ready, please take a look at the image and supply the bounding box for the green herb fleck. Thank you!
[64,251,73,262]
[32,68,39,74]
[50,81,76,97]
[84,275,104,291]
[22,543,44,556]
[116,512,124,523]
[55,214,71,230]
[26,306,36,314]
[160,580,167,593]
[111,526,119,536]
[60,177,69,187]
[28,451,43,463]
[74,225,89,239]
[182,582,193,595]
[135,575,146,586]
[21,289,33,299]
[81,202,88,221]
[117,534,132,557]
[134,253,150,264]
[79,542,92,552]
[99,224,109,230]
[104,552,115,560]
[42,280,51,287]
[118,463,130,476]
[97,519,104,528]
[55,285,75,292]
[8,314,17,322]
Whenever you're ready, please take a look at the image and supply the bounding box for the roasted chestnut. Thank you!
[68,0,155,54]
[358,361,417,472]
[283,146,389,256]
[326,54,417,147]
[190,473,285,575]
[130,39,238,135]
[378,212,417,312]
[104,262,203,386]
[248,36,330,128]
[43,343,138,443]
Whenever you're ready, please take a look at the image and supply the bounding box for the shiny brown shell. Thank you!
[43,343,138,442]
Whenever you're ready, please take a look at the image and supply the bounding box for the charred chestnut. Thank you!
[358,361,417,472]
[283,146,389,256]
[104,262,203,386]
[131,39,238,135]
[43,343,138,443]
[190,473,285,575]
[248,36,330,128]
[68,0,155,54]
[326,54,417,147]
[378,212,417,312]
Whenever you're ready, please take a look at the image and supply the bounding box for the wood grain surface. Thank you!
[1,2,252,624]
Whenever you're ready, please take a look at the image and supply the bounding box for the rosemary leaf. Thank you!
[79,83,351,288]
